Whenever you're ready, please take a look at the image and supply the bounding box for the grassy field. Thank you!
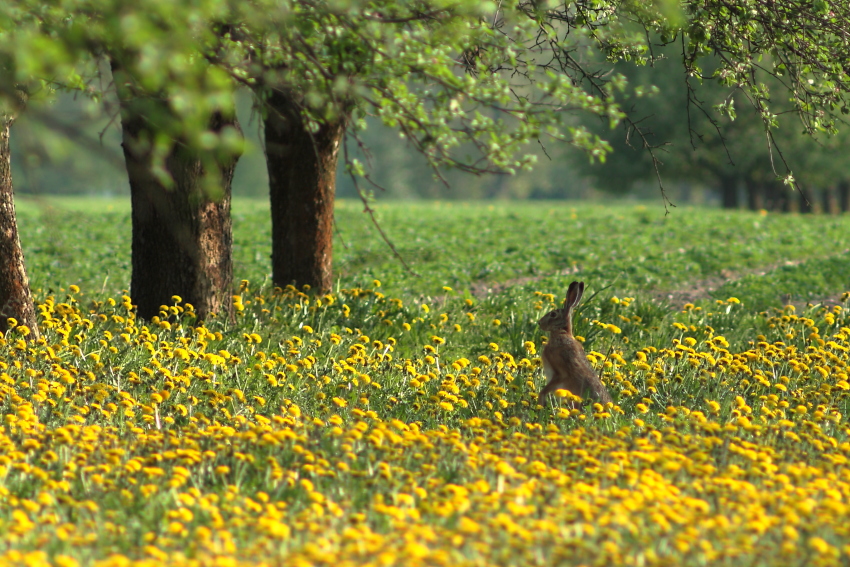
[4,198,850,566]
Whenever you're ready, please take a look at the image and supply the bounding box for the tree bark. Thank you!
[112,62,240,321]
[0,101,39,339]
[264,89,346,292]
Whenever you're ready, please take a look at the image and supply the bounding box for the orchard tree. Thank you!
[1,0,247,321]
[0,77,38,338]
[95,2,246,320]
[0,3,87,339]
[551,1,850,211]
[108,56,243,321]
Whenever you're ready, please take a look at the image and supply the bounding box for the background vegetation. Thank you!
[13,67,848,206]
[17,198,850,308]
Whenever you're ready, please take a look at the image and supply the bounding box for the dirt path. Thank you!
[469,256,844,311]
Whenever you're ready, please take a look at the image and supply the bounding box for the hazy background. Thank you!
[11,50,848,207]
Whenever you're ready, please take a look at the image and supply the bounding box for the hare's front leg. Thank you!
[538,380,582,409]
[537,356,556,406]
[537,379,562,407]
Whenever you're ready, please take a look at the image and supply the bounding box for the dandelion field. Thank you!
[7,199,850,566]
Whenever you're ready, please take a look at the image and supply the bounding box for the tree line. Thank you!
[2,0,850,339]
[568,42,850,213]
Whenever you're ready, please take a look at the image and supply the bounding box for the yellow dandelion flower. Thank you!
[458,517,481,534]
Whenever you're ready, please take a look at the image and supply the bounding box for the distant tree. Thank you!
[573,35,850,210]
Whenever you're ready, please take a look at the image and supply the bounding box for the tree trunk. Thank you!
[720,175,739,209]
[821,186,837,215]
[264,89,346,292]
[0,104,39,339]
[112,62,240,321]
[839,180,850,213]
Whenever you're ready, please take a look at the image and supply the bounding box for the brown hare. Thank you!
[537,281,612,407]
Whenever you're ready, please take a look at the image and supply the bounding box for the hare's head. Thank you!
[537,307,567,331]
[537,281,585,334]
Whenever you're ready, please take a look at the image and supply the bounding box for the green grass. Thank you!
[18,198,850,298]
[17,197,850,349]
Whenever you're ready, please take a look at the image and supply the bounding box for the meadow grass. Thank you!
[4,199,850,566]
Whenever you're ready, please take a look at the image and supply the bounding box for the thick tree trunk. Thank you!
[112,62,240,321]
[0,109,39,339]
[264,89,345,292]
[720,175,739,209]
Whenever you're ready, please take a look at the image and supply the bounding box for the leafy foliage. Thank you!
[4,0,850,192]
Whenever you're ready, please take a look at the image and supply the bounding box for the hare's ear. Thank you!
[565,281,584,310]
[573,281,585,307]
